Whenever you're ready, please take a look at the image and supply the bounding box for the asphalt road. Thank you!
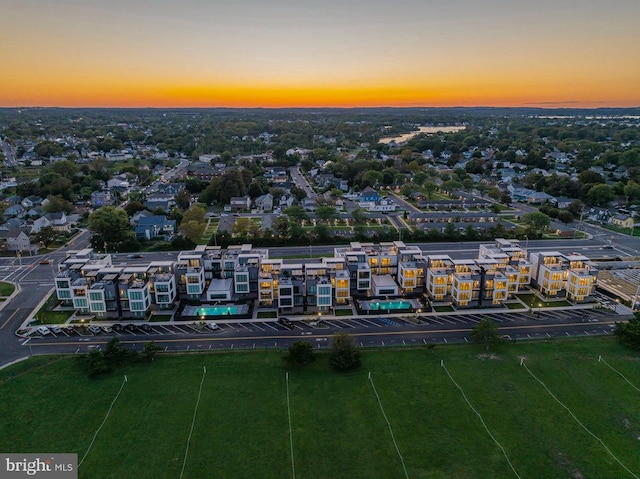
[20,307,625,358]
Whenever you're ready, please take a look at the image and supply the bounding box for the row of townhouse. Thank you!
[54,240,598,319]
[423,239,597,307]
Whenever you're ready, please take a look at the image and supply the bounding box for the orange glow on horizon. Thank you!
[4,77,639,109]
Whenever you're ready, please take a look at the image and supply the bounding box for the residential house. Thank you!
[31,215,51,233]
[134,215,176,241]
[610,214,634,229]
[91,191,112,208]
[21,196,43,209]
[552,197,574,209]
[229,196,251,211]
[255,193,274,212]
[4,204,25,218]
[0,227,33,252]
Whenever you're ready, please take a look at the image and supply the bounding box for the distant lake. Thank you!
[378,125,466,145]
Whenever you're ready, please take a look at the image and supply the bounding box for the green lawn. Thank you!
[1,338,639,478]
[504,302,526,309]
[257,311,277,319]
[34,307,74,325]
[149,315,173,322]
[515,293,573,308]
[433,305,455,312]
[334,308,354,316]
[0,281,15,296]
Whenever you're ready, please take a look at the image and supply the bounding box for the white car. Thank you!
[50,326,62,334]
[36,326,50,335]
[102,326,113,333]
[88,325,102,334]
[206,322,219,330]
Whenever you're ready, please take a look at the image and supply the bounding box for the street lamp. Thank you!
[615,298,620,313]
[537,302,542,317]
[524,234,529,252]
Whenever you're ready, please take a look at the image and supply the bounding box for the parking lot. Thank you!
[27,306,617,341]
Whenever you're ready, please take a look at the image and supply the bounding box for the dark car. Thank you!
[124,324,138,332]
[140,324,151,332]
[277,317,294,329]
[63,326,77,335]
[112,323,123,332]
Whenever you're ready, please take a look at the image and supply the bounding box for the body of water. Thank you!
[379,125,466,144]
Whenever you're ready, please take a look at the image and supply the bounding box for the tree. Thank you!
[329,333,361,371]
[351,208,367,224]
[614,313,640,350]
[557,210,574,224]
[43,195,73,213]
[315,206,338,221]
[233,217,259,240]
[143,341,162,360]
[623,181,640,204]
[180,220,206,243]
[284,205,309,221]
[312,223,331,242]
[523,211,551,231]
[88,206,135,251]
[175,190,191,210]
[586,184,614,206]
[470,318,502,352]
[79,349,110,378]
[282,341,315,366]
[34,226,56,249]
[104,337,129,365]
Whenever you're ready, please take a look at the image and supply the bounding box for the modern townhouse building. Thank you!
[529,251,598,301]
[53,240,598,319]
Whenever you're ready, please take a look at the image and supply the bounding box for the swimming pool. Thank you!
[183,304,249,317]
[359,298,422,312]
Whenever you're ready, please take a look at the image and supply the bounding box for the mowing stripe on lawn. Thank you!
[179,366,207,479]
[79,375,128,468]
[521,360,639,479]
[441,361,522,479]
[286,372,296,479]
[368,372,410,479]
[598,355,640,393]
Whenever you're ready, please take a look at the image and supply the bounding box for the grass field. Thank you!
[1,338,639,478]
[0,281,15,296]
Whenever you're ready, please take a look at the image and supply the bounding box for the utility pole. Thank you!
[574,208,585,239]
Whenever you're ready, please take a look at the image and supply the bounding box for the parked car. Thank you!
[102,326,113,333]
[124,324,138,332]
[140,324,151,332]
[205,322,219,330]
[277,317,294,329]
[50,325,62,334]
[88,325,102,334]
[63,326,76,335]
[112,323,123,332]
[36,326,50,335]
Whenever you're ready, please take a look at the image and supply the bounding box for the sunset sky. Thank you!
[1,0,639,108]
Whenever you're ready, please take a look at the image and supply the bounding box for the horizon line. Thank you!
[2,105,640,110]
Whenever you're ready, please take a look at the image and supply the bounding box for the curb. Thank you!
[0,356,30,372]
[18,286,56,330]
[0,282,20,312]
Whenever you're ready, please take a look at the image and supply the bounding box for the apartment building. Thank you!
[53,240,597,318]
[529,251,597,301]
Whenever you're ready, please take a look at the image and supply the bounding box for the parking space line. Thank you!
[261,322,278,331]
